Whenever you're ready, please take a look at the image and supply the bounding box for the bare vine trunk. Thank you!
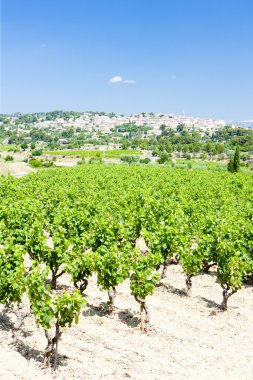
[134,295,150,332]
[202,262,217,274]
[53,324,60,370]
[161,262,168,279]
[44,323,62,369]
[169,255,180,265]
[108,286,116,314]
[74,279,88,295]
[51,269,65,290]
[220,285,236,311]
[186,274,193,294]
[157,255,180,283]
[51,271,57,290]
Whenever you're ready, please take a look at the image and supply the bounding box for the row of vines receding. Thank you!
[1,165,253,369]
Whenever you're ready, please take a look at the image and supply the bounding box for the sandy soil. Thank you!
[0,162,33,177]
[0,265,253,380]
[53,161,78,167]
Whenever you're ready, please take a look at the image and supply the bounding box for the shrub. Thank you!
[5,155,14,162]
[157,153,170,164]
[29,159,42,168]
[77,160,86,165]
[42,160,54,168]
[21,143,28,150]
[120,155,139,164]
[32,149,43,157]
[89,152,103,164]
[200,153,207,160]
[140,158,151,164]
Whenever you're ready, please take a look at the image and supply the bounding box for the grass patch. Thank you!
[0,144,19,152]
[44,149,142,159]
[174,159,228,171]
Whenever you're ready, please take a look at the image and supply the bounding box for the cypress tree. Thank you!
[228,146,240,173]
[234,146,240,172]
[228,158,234,173]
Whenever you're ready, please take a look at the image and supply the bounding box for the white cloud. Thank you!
[123,79,136,84]
[110,76,136,84]
[110,76,123,83]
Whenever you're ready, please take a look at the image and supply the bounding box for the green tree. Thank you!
[120,154,139,164]
[234,146,240,172]
[228,158,235,173]
[21,143,28,150]
[4,155,14,162]
[228,146,240,173]
[158,153,170,164]
[177,123,185,132]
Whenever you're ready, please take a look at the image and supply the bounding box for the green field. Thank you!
[0,144,19,152]
[44,149,142,158]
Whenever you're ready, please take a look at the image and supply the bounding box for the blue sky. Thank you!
[1,0,253,120]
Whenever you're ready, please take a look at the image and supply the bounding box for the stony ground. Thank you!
[0,265,253,380]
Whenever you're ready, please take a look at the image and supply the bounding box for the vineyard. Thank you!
[1,164,253,378]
